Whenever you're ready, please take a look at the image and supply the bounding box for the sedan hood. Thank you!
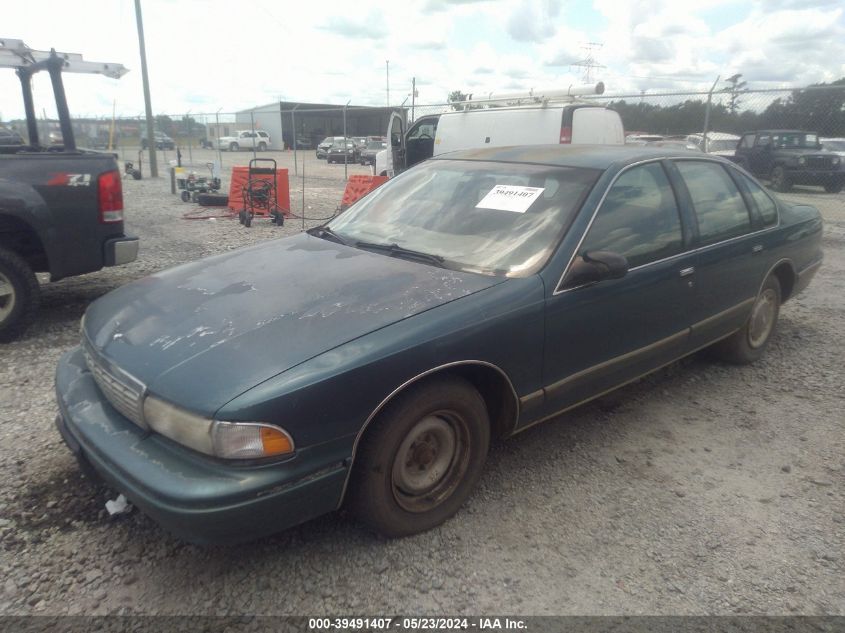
[84,233,501,413]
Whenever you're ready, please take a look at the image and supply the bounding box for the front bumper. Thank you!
[104,236,139,267]
[786,169,845,186]
[54,347,348,544]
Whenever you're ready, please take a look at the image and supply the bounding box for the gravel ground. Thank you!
[0,149,843,616]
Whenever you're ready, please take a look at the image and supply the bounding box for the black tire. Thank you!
[131,169,142,180]
[258,142,267,152]
[197,193,229,207]
[238,210,246,225]
[141,140,148,150]
[824,182,843,194]
[244,213,252,228]
[0,247,40,342]
[180,190,191,202]
[770,166,792,192]
[712,275,781,364]
[230,142,239,152]
[348,375,490,537]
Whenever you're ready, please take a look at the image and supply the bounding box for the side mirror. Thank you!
[563,250,629,289]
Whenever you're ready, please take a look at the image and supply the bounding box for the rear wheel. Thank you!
[0,247,40,342]
[348,376,490,537]
[258,142,267,151]
[230,142,239,152]
[770,166,792,192]
[824,181,843,194]
[712,275,781,364]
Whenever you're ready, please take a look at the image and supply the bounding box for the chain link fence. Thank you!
[3,84,841,213]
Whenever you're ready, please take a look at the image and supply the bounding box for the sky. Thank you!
[1,0,844,121]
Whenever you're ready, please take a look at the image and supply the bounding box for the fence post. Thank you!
[250,110,257,160]
[291,104,300,176]
[702,75,720,151]
[343,100,350,180]
[215,108,223,168]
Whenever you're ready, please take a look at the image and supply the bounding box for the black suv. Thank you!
[734,130,844,193]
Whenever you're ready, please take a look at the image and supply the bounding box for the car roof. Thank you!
[433,144,714,170]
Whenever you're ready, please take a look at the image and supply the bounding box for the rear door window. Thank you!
[734,171,778,227]
[580,162,684,268]
[676,161,752,244]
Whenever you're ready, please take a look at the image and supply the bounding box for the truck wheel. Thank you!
[0,247,40,342]
[230,142,239,152]
[712,275,781,365]
[258,142,267,152]
[347,376,490,537]
[770,166,792,193]
[180,190,191,202]
[824,182,843,194]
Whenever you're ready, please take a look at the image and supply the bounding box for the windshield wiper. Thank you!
[307,225,348,245]
[355,241,446,267]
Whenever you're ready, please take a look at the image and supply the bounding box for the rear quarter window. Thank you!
[676,161,752,245]
[735,171,778,227]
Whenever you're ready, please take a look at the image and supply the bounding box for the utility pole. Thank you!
[386,60,390,107]
[411,77,416,123]
[571,42,605,84]
[134,0,158,177]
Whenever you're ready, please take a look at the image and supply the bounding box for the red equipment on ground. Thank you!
[227,165,290,215]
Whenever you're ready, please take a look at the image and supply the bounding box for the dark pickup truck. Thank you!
[734,130,845,193]
[0,39,138,341]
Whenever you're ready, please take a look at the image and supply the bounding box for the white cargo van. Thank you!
[376,83,625,177]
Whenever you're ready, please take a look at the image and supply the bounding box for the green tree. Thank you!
[723,74,748,115]
[448,90,469,111]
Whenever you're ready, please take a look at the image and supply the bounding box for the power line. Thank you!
[570,42,605,83]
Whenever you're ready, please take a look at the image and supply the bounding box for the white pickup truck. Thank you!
[218,130,271,151]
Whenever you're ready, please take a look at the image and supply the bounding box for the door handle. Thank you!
[752,244,764,254]
[679,267,695,277]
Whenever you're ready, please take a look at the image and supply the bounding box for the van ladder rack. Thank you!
[0,38,128,150]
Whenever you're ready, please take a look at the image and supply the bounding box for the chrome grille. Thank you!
[82,338,148,430]
[806,156,833,170]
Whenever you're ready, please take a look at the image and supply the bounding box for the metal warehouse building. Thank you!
[233,101,401,150]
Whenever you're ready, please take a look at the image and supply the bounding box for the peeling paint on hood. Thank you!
[83,233,502,414]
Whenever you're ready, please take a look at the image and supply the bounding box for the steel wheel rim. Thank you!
[391,412,469,513]
[748,288,777,348]
[0,271,15,321]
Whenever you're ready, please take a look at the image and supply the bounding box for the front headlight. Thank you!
[142,396,294,459]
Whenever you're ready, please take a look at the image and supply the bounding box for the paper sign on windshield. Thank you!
[476,185,545,213]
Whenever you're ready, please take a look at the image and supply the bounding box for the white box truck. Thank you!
[376,82,624,178]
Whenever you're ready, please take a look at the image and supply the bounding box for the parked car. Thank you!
[316,136,345,159]
[646,139,701,152]
[376,92,624,177]
[360,138,388,165]
[734,130,844,193]
[0,125,25,146]
[625,134,664,145]
[686,132,740,156]
[326,139,359,164]
[140,130,175,150]
[55,145,823,544]
[218,130,271,152]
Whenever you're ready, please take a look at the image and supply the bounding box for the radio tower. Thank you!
[571,42,605,83]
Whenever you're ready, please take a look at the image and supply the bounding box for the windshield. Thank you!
[331,141,355,149]
[367,141,387,149]
[822,139,845,151]
[772,132,819,148]
[327,159,600,277]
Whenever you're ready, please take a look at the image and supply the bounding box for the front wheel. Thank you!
[0,247,40,342]
[712,275,781,364]
[770,166,792,192]
[348,376,490,537]
[230,142,239,152]
[824,181,843,194]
